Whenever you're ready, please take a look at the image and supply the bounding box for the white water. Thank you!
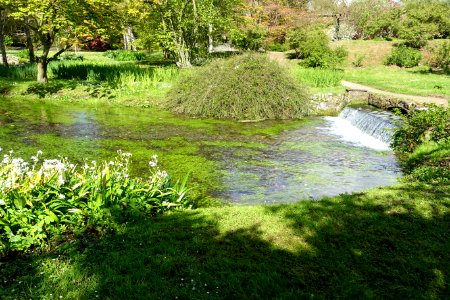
[324,116,391,151]
[324,106,398,151]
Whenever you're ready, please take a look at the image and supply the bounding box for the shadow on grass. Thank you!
[1,184,449,299]
[24,81,78,98]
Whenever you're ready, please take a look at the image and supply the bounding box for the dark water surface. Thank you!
[0,99,401,204]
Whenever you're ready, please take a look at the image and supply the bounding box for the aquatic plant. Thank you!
[0,150,190,253]
[165,53,312,120]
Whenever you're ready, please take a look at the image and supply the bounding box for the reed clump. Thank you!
[165,53,312,120]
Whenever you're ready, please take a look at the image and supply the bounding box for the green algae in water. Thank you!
[0,97,401,206]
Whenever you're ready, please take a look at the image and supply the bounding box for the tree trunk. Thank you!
[123,33,128,50]
[127,26,136,51]
[0,12,7,67]
[208,23,213,53]
[175,45,192,68]
[24,20,35,63]
[37,61,48,82]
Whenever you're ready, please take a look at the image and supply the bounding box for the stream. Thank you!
[0,99,401,204]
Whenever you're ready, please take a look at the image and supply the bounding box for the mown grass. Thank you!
[1,182,448,299]
[343,66,450,97]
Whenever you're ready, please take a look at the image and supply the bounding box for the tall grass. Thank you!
[292,65,344,88]
[0,64,37,80]
[51,61,179,89]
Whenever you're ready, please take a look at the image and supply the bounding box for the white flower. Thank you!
[0,199,5,205]
[149,161,157,167]
[151,154,158,160]
[37,150,43,155]
[31,156,39,162]
[59,194,66,199]
[0,147,2,151]
[69,164,75,169]
[108,161,115,166]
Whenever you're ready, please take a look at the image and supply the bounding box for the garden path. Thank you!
[268,51,448,107]
[341,80,449,107]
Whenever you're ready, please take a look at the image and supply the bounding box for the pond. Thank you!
[0,99,401,205]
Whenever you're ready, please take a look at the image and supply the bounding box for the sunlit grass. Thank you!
[343,66,450,97]
[1,182,448,299]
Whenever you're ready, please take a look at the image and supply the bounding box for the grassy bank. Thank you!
[343,66,450,98]
[1,182,448,299]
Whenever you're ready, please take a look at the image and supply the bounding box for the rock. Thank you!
[0,55,20,65]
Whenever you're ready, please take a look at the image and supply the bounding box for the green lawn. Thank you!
[344,66,450,98]
[1,182,449,299]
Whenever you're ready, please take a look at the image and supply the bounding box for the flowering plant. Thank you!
[0,150,190,253]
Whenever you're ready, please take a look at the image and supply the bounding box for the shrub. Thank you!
[384,46,422,68]
[426,41,450,72]
[104,50,148,61]
[392,105,449,153]
[165,53,312,120]
[0,150,190,253]
[287,27,347,68]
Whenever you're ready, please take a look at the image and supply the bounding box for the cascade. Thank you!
[324,106,400,151]
[338,106,399,143]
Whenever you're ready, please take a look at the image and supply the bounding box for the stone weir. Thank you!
[345,88,424,114]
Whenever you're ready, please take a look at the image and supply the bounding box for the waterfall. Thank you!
[324,106,400,151]
[338,107,399,143]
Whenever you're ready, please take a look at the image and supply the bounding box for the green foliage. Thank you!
[384,46,422,68]
[165,53,312,120]
[51,62,178,90]
[3,35,13,46]
[405,140,450,183]
[15,49,30,59]
[292,66,344,88]
[0,64,37,80]
[59,53,84,61]
[392,105,449,153]
[287,27,347,68]
[392,105,449,183]
[104,50,148,61]
[352,54,366,67]
[426,41,450,72]
[0,150,190,253]
[230,26,267,51]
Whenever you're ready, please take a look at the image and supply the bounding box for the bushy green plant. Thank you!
[230,27,267,51]
[426,41,450,72]
[392,105,449,153]
[384,46,422,68]
[165,53,312,120]
[287,27,347,68]
[15,49,30,59]
[0,150,190,253]
[104,50,148,61]
[392,105,449,183]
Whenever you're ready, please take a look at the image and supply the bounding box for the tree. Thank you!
[3,0,116,82]
[143,0,242,67]
[0,6,8,67]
